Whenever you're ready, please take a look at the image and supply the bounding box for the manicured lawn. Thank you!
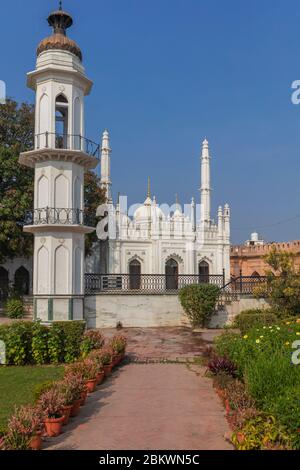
[0,365,64,431]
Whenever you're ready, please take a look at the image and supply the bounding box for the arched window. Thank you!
[55,94,69,149]
[14,267,30,296]
[0,267,9,301]
[199,260,209,283]
[129,259,141,290]
[165,258,178,290]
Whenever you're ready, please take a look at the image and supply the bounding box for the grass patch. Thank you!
[0,365,64,431]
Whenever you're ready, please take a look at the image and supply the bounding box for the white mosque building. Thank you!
[0,5,231,311]
[94,131,231,283]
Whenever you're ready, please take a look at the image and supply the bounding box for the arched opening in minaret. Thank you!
[199,260,209,283]
[129,259,141,290]
[0,267,9,301]
[55,94,69,149]
[14,266,30,296]
[165,258,178,290]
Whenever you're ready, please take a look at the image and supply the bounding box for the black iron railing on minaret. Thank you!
[34,132,100,159]
[24,208,94,227]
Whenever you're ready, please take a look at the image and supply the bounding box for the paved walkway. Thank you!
[46,328,232,450]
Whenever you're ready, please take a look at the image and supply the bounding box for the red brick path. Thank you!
[46,328,232,450]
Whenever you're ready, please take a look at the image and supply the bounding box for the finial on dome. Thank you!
[147,177,151,199]
[59,1,63,11]
[202,138,209,147]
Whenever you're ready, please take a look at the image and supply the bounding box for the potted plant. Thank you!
[80,330,105,358]
[98,347,114,377]
[3,405,43,451]
[110,335,127,366]
[56,377,82,425]
[38,388,65,437]
[88,350,105,385]
[82,359,99,393]
[65,360,98,394]
[64,372,87,413]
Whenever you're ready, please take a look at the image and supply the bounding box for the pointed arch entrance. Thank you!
[0,267,9,301]
[14,266,30,296]
[129,259,141,290]
[199,260,209,283]
[165,258,179,290]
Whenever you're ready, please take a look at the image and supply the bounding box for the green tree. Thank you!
[0,100,34,263]
[0,99,106,263]
[258,246,300,318]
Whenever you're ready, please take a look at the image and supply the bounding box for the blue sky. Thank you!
[2,0,300,244]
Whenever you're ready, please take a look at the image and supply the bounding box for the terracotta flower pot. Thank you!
[80,389,88,406]
[103,363,113,377]
[61,405,73,426]
[70,399,81,417]
[96,371,105,385]
[44,416,64,437]
[86,379,97,394]
[29,431,42,451]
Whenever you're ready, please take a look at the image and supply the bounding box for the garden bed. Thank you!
[206,318,300,450]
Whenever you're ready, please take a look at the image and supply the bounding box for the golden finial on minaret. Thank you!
[147,176,151,199]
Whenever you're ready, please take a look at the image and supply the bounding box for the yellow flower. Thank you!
[277,327,280,331]
[243,335,248,339]
[286,322,291,325]
[263,326,267,329]
[296,332,300,336]
[297,319,300,324]
[260,335,264,339]
[256,339,260,344]
[285,342,290,346]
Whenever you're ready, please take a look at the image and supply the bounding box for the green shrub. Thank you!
[231,414,292,450]
[234,309,278,334]
[269,386,300,448]
[179,283,220,327]
[47,323,64,364]
[31,321,49,365]
[0,322,33,365]
[5,298,24,319]
[55,321,86,363]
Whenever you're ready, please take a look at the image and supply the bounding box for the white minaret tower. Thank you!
[100,129,112,202]
[19,5,98,322]
[200,138,211,224]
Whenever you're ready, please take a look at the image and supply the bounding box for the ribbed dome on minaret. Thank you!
[37,2,82,61]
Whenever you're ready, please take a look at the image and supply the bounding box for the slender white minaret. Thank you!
[223,203,231,281]
[100,129,112,203]
[200,138,211,223]
[19,5,98,322]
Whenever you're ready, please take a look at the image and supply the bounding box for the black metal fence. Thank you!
[85,273,225,295]
[35,132,100,159]
[223,276,268,295]
[24,208,93,227]
[85,273,268,296]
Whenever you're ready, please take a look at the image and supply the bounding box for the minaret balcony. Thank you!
[19,132,99,170]
[23,207,95,234]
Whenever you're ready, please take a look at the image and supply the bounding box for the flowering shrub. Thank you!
[80,330,105,358]
[38,388,65,419]
[110,335,127,355]
[3,405,42,450]
[234,309,277,334]
[214,319,300,449]
[97,347,113,366]
[58,374,85,404]
[65,359,98,381]
[207,356,237,378]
